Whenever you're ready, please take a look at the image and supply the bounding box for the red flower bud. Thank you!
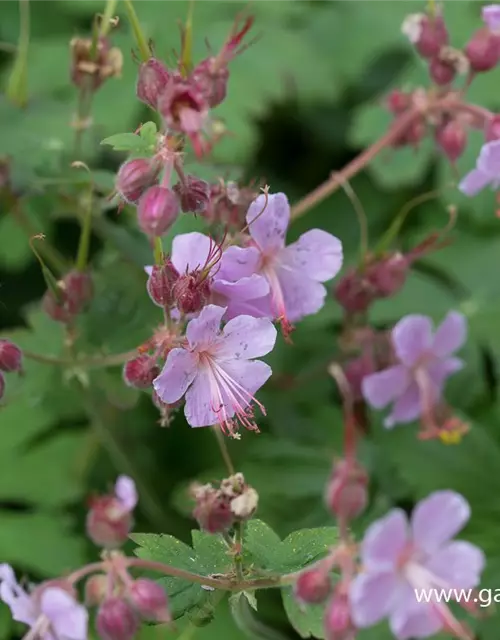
[344,354,375,401]
[0,373,5,401]
[414,15,449,59]
[0,340,22,373]
[325,460,368,522]
[123,355,159,389]
[172,274,211,314]
[86,496,133,548]
[191,57,229,108]
[42,270,93,324]
[128,579,170,622]
[429,56,456,85]
[368,253,408,298]
[192,485,234,534]
[136,58,171,110]
[324,591,356,640]
[386,90,411,115]
[116,158,159,204]
[465,28,500,72]
[137,186,179,237]
[96,598,139,640]
[146,260,179,307]
[435,120,467,162]
[485,114,500,141]
[85,574,108,606]
[334,270,374,314]
[294,569,332,604]
[173,175,211,214]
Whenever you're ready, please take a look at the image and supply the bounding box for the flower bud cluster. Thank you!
[42,270,94,324]
[70,36,123,91]
[0,339,23,401]
[191,473,259,533]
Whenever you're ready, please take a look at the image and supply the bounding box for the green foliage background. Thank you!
[1,1,500,638]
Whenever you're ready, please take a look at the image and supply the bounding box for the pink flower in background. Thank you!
[349,491,484,639]
[245,193,343,332]
[153,305,276,436]
[459,139,500,196]
[362,312,466,428]
[482,4,500,31]
[0,565,87,640]
[115,475,138,512]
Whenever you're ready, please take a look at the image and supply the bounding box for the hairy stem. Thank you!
[212,425,235,475]
[123,0,150,62]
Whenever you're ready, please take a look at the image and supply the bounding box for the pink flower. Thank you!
[115,475,138,512]
[244,193,343,331]
[459,139,500,196]
[0,564,88,640]
[482,4,500,31]
[349,491,484,640]
[153,305,276,436]
[362,312,466,428]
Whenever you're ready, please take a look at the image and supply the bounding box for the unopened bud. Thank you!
[485,114,500,141]
[324,591,356,640]
[435,120,467,162]
[85,574,108,606]
[386,89,411,115]
[137,186,179,237]
[173,175,211,214]
[368,253,408,298]
[343,354,375,401]
[191,58,229,108]
[429,56,456,85]
[136,58,171,110]
[146,260,179,307]
[334,271,374,314]
[123,355,159,389]
[129,579,170,622]
[96,598,139,640]
[192,484,234,534]
[173,274,211,314]
[0,340,22,373]
[406,14,448,58]
[465,28,500,72]
[42,270,93,324]
[325,460,368,521]
[116,158,159,204]
[86,496,133,548]
[295,568,332,604]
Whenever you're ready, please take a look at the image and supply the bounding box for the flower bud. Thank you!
[191,484,234,534]
[325,460,368,521]
[191,58,229,108]
[368,253,408,298]
[42,270,93,324]
[385,89,411,115]
[465,27,500,72]
[96,598,139,640]
[146,260,179,307]
[0,340,22,373]
[173,274,211,314]
[435,120,467,162]
[295,568,332,604]
[416,15,448,58]
[334,271,374,314]
[173,175,211,214]
[343,354,375,401]
[137,186,179,237]
[128,579,170,622]
[324,591,356,640]
[86,496,133,548]
[116,158,159,204]
[85,574,108,606]
[70,36,123,91]
[136,58,171,110]
[123,355,159,389]
[429,56,456,85]
[485,114,500,141]
[0,373,5,401]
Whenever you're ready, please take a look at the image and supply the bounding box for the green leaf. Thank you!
[100,132,151,153]
[139,121,158,146]
[131,529,231,620]
[282,588,325,639]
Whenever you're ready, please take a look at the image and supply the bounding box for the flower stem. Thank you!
[123,0,150,63]
[75,184,94,271]
[212,426,235,475]
[234,522,244,581]
[6,0,30,107]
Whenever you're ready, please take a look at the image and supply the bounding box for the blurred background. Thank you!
[1,1,500,638]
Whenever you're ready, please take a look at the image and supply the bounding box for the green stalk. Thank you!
[123,0,150,62]
[6,0,30,107]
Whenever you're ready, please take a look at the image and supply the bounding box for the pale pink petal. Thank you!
[424,541,485,589]
[275,266,328,322]
[432,311,467,357]
[220,359,272,398]
[220,295,273,321]
[392,315,433,366]
[281,229,343,282]
[246,193,290,251]
[478,139,500,176]
[0,577,35,625]
[153,348,198,404]
[217,246,261,281]
[0,565,15,583]
[115,475,138,511]
[212,274,269,304]
[426,357,463,391]
[411,491,470,553]
[219,316,277,360]
[361,509,409,570]
[361,365,411,409]
[384,382,421,428]
[184,367,220,427]
[459,168,491,196]
[185,305,226,347]
[389,589,442,640]
[349,571,401,627]
[40,588,88,640]
[171,232,212,274]
[144,265,153,276]
[483,4,500,30]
